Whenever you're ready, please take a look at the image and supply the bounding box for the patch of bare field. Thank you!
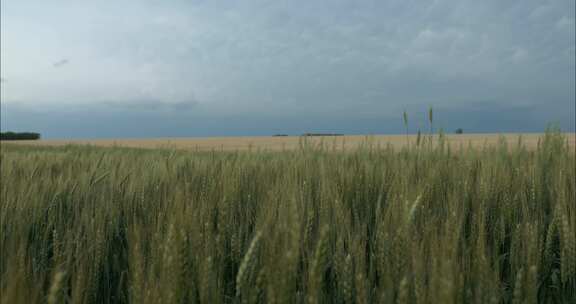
[4,133,575,151]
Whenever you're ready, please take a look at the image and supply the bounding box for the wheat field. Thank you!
[5,133,576,151]
[1,129,575,303]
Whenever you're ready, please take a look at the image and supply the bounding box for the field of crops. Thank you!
[6,133,576,152]
[1,130,575,303]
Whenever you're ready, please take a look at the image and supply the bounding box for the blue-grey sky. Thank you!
[1,0,574,138]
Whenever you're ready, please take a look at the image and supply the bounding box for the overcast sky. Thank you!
[1,0,574,138]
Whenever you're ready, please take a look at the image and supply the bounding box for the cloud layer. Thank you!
[1,0,574,137]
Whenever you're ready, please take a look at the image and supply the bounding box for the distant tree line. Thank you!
[0,132,41,140]
[272,133,344,137]
[302,133,343,137]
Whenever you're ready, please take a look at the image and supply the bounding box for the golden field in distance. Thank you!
[3,133,576,151]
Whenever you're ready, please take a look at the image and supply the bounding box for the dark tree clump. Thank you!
[0,132,41,140]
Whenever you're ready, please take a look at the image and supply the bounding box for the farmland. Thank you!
[1,129,575,303]
[4,133,576,151]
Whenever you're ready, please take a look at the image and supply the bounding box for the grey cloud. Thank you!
[53,59,70,68]
[1,0,574,137]
[102,99,198,112]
